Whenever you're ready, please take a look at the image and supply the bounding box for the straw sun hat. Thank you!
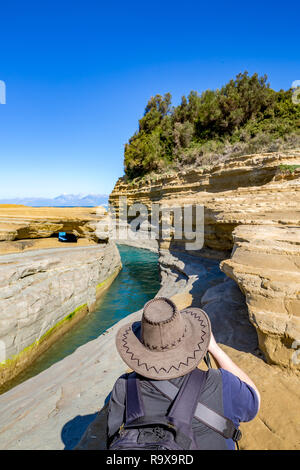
[116,297,211,380]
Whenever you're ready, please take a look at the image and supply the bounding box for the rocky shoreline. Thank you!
[0,206,122,388]
[110,150,300,372]
[0,274,299,450]
[0,150,299,450]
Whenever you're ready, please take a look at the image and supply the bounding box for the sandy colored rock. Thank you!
[0,284,298,450]
[0,237,98,255]
[109,150,300,370]
[0,205,110,252]
[0,206,122,387]
[224,345,300,450]
[0,242,121,387]
[110,150,300,252]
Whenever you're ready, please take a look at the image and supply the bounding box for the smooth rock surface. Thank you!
[0,242,121,386]
[0,281,299,450]
[221,224,300,371]
[0,309,141,450]
[201,278,260,354]
[109,150,300,370]
[0,205,110,253]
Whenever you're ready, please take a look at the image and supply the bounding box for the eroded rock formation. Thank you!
[0,282,299,450]
[0,205,109,254]
[109,150,300,371]
[221,224,300,369]
[0,150,299,450]
[0,206,121,387]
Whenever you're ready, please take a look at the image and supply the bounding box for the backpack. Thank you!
[109,368,242,450]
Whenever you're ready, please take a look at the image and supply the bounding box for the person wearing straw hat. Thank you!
[107,297,260,450]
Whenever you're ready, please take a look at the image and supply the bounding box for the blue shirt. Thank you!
[220,369,259,449]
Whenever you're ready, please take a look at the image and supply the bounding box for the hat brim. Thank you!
[115,307,211,380]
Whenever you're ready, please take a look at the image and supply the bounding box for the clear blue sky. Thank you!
[0,0,299,198]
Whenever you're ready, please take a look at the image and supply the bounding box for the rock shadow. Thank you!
[61,395,110,450]
[159,247,227,307]
[159,246,264,358]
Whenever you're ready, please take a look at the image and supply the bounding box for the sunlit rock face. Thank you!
[0,205,110,252]
[0,206,122,386]
[109,150,300,370]
[0,281,299,450]
[221,224,300,370]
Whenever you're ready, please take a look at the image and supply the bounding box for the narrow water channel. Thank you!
[0,245,160,395]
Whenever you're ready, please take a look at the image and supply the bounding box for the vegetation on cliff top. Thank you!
[124,72,300,180]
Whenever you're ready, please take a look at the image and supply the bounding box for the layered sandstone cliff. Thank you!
[221,224,300,369]
[109,150,300,371]
[0,206,121,387]
[0,205,108,254]
[0,151,299,450]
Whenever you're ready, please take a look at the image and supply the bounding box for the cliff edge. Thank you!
[0,206,122,388]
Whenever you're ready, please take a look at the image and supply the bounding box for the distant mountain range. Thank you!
[0,194,109,207]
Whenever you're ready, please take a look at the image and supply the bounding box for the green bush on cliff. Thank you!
[124,72,300,179]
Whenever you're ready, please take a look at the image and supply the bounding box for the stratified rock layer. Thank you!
[109,150,300,370]
[0,205,109,253]
[0,242,121,387]
[0,285,299,450]
[0,206,122,386]
[110,150,300,252]
[221,224,300,370]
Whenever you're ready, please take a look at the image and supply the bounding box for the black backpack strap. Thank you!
[125,373,145,424]
[166,368,207,449]
[150,369,242,444]
[124,374,180,431]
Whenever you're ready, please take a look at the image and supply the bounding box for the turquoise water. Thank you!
[0,245,160,394]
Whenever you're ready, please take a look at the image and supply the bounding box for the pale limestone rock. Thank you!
[0,309,142,450]
[0,208,122,386]
[109,150,300,370]
[0,283,298,450]
[221,224,300,370]
[0,243,121,370]
[0,205,111,253]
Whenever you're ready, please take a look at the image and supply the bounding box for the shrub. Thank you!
[124,72,300,179]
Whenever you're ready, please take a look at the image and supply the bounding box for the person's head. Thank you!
[116,297,211,380]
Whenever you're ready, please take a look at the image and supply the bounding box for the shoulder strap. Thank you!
[167,368,208,450]
[125,373,145,424]
[150,369,242,443]
[124,373,182,430]
[167,368,207,425]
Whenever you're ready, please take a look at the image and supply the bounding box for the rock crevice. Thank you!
[110,150,300,371]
